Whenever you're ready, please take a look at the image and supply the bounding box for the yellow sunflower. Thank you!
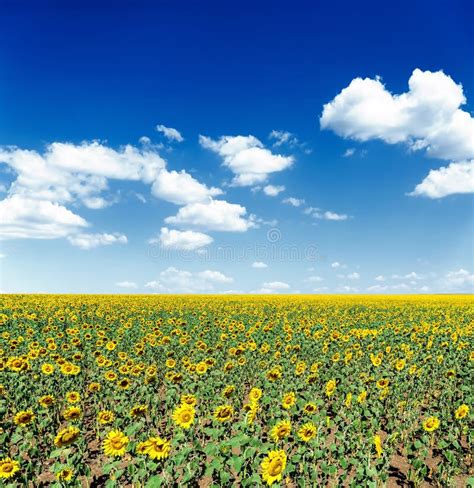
[63,406,82,421]
[325,379,336,397]
[141,436,171,460]
[455,404,469,419]
[103,430,129,457]
[180,394,197,406]
[297,422,316,442]
[422,416,440,432]
[261,450,287,485]
[38,395,55,408]
[270,420,291,442]
[172,403,195,429]
[249,387,263,403]
[13,410,35,427]
[65,391,81,404]
[130,404,148,417]
[56,468,74,481]
[281,392,296,409]
[54,426,80,448]
[213,405,234,423]
[374,435,383,458]
[0,457,20,479]
[97,410,115,424]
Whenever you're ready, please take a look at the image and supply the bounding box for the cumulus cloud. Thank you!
[0,139,231,242]
[199,134,294,186]
[152,227,213,250]
[283,197,305,207]
[252,261,268,268]
[0,195,88,239]
[321,68,474,197]
[156,124,184,142]
[375,275,386,282]
[151,169,222,205]
[67,232,128,250]
[165,199,256,232]
[116,281,138,289]
[145,267,233,293]
[410,160,474,198]
[444,268,474,289]
[263,185,285,196]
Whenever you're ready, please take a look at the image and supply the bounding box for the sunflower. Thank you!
[213,405,234,423]
[141,436,171,460]
[65,391,81,403]
[325,379,336,397]
[54,426,80,448]
[249,387,262,403]
[97,410,115,424]
[38,395,55,408]
[455,404,469,419]
[63,406,82,421]
[303,402,318,415]
[270,420,291,442]
[117,378,131,390]
[281,392,296,409]
[374,435,383,458]
[0,457,20,479]
[180,394,197,406]
[41,363,55,375]
[422,416,440,432]
[103,430,129,457]
[130,404,148,417]
[297,422,316,442]
[173,403,195,429]
[357,390,367,404]
[345,393,352,407]
[261,450,287,486]
[56,468,74,481]
[376,378,389,389]
[395,359,406,371]
[13,410,35,427]
[88,382,101,393]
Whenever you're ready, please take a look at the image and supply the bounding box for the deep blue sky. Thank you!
[0,0,473,293]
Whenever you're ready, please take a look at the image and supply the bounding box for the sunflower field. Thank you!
[0,294,472,487]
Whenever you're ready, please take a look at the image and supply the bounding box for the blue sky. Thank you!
[0,0,473,294]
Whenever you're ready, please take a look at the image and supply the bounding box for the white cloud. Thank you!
[0,195,88,239]
[165,199,256,232]
[331,262,341,268]
[263,184,285,196]
[199,134,294,186]
[343,148,355,157]
[268,130,297,147]
[154,227,213,251]
[151,169,222,205]
[444,269,474,289]
[283,197,305,207]
[156,124,184,142]
[306,275,323,282]
[145,266,233,293]
[67,232,128,250]
[0,253,6,258]
[305,207,349,221]
[262,281,290,290]
[252,261,268,268]
[393,272,424,280]
[337,285,358,293]
[410,160,474,198]
[347,272,360,280]
[321,68,474,198]
[375,275,386,282]
[116,281,138,289]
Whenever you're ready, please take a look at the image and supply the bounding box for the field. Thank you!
[0,295,472,487]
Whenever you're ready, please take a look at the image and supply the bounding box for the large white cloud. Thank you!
[164,199,256,232]
[199,134,294,186]
[321,69,474,197]
[153,227,213,250]
[0,139,227,241]
[0,195,88,239]
[151,169,222,205]
[145,266,233,293]
[410,160,474,198]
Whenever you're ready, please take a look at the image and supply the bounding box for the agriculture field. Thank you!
[0,295,472,487]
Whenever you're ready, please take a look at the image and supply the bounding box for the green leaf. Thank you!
[145,475,164,488]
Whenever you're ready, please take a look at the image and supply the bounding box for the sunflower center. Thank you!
[268,459,283,476]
